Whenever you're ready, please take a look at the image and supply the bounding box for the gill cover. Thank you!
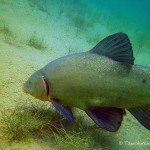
[23,72,50,101]
[42,76,50,97]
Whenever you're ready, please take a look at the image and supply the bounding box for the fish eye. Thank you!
[29,80,32,84]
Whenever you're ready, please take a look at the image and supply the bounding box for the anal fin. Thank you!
[86,107,125,132]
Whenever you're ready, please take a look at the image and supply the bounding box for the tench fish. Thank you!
[23,33,150,132]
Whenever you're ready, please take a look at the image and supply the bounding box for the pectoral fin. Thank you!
[52,100,74,123]
[86,107,125,132]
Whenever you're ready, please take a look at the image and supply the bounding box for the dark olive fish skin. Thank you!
[23,33,150,132]
[40,52,150,109]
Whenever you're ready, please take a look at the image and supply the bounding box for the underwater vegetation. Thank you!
[28,35,46,50]
[0,0,149,54]
[1,103,61,141]
[1,102,95,149]
[0,21,11,35]
[0,20,15,44]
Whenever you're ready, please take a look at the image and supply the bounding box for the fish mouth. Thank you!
[22,87,28,94]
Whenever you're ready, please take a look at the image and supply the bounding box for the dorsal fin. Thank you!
[90,32,134,65]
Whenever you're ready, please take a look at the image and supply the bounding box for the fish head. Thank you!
[22,71,50,101]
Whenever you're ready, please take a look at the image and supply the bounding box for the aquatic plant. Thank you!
[72,15,87,32]
[53,129,91,150]
[29,0,51,15]
[0,143,5,150]
[67,45,76,54]
[0,20,18,46]
[1,102,98,149]
[1,103,62,141]
[0,21,12,36]
[28,35,46,50]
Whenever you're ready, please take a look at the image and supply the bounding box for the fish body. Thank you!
[23,33,150,132]
[40,52,150,109]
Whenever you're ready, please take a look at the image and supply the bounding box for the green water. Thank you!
[0,0,149,150]
[33,0,150,51]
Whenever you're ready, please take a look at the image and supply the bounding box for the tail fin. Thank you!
[128,105,150,130]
